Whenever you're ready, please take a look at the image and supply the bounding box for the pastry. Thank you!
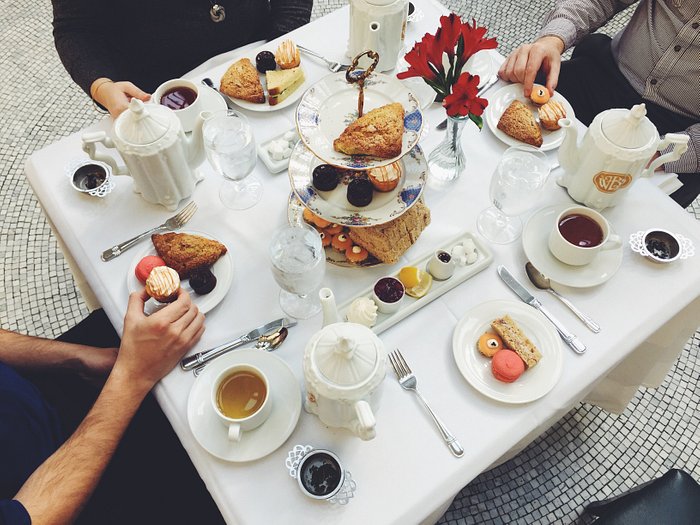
[275,39,300,69]
[323,224,343,236]
[530,84,550,105]
[145,266,180,303]
[497,100,543,147]
[220,58,265,104]
[266,66,305,106]
[345,244,369,264]
[491,315,542,368]
[477,332,504,358]
[367,162,402,192]
[331,232,352,252]
[538,100,567,131]
[348,200,431,264]
[151,233,228,279]
[255,51,277,73]
[318,230,332,248]
[302,207,331,229]
[347,177,374,207]
[491,349,525,383]
[333,103,404,158]
[312,164,340,191]
[189,267,217,295]
[135,255,166,284]
[346,297,378,327]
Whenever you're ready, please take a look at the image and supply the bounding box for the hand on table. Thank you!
[499,36,565,97]
[91,78,151,118]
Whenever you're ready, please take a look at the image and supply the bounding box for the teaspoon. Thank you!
[525,262,601,333]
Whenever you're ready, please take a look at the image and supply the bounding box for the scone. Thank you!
[275,40,300,69]
[490,315,542,368]
[333,103,404,158]
[220,58,265,103]
[497,100,543,147]
[145,266,180,303]
[538,100,567,131]
[151,233,228,279]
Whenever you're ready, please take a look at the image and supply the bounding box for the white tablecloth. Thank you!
[25,1,700,523]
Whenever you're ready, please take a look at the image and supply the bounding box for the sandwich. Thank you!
[266,66,305,106]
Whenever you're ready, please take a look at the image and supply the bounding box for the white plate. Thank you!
[485,83,576,151]
[296,72,423,170]
[257,127,298,174]
[522,205,623,288]
[126,230,233,314]
[187,349,302,462]
[464,50,497,89]
[452,300,563,404]
[288,141,427,227]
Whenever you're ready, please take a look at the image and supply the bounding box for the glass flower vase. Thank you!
[428,115,468,185]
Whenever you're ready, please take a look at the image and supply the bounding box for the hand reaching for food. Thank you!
[90,78,151,118]
[498,36,565,97]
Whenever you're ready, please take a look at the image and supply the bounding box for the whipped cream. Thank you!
[146,266,180,300]
[346,297,378,328]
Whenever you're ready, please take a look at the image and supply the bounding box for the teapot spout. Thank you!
[319,288,340,327]
[184,111,208,168]
[557,118,580,175]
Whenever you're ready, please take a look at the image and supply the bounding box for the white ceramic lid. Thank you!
[310,324,381,387]
[114,98,174,145]
[600,104,657,150]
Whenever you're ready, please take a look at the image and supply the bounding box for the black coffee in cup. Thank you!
[558,214,604,248]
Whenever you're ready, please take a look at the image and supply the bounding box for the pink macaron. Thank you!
[491,349,525,383]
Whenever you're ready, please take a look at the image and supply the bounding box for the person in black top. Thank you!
[51,0,313,116]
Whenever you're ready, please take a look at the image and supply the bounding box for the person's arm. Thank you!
[12,289,205,525]
[662,124,699,175]
[268,0,313,39]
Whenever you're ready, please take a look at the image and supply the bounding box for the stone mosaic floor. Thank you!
[1,0,698,523]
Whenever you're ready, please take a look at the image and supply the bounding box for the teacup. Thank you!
[152,78,203,132]
[211,364,272,442]
[548,206,621,266]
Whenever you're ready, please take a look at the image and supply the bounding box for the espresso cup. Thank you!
[152,78,203,132]
[211,364,272,442]
[548,206,621,266]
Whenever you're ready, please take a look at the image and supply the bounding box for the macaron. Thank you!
[477,332,504,358]
[135,255,167,284]
[491,349,525,383]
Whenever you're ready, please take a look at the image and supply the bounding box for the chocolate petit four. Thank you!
[347,177,374,207]
[189,267,217,295]
[255,51,277,73]
[312,164,340,191]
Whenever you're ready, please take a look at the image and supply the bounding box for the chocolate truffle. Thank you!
[312,164,340,191]
[189,267,217,295]
[347,177,373,207]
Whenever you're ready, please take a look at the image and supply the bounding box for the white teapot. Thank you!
[303,288,387,440]
[81,98,205,210]
[347,0,408,72]
[557,104,688,210]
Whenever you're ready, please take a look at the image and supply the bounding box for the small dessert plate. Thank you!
[629,229,695,263]
[187,349,302,462]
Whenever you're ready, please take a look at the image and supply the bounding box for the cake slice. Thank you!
[490,315,542,368]
[266,66,305,106]
[151,233,228,279]
[220,58,265,104]
[333,103,404,158]
[497,100,542,147]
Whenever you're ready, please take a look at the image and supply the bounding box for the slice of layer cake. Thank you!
[266,66,305,106]
[333,103,404,158]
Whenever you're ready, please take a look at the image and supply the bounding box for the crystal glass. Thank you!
[477,145,550,244]
[269,224,326,319]
[203,109,262,210]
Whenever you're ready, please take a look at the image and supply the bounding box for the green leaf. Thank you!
[469,114,483,130]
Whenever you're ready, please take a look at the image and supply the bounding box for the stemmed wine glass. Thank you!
[203,109,262,210]
[477,145,551,244]
[269,224,326,319]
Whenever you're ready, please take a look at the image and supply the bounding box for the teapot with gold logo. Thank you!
[557,104,688,210]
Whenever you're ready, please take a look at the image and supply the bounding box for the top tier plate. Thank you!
[296,72,423,170]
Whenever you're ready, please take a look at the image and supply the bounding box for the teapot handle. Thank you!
[353,400,376,441]
[81,131,128,176]
[644,133,689,177]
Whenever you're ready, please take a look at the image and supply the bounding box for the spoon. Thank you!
[525,262,601,333]
[193,327,289,376]
[201,77,236,109]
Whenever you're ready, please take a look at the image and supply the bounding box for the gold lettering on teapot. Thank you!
[593,171,633,194]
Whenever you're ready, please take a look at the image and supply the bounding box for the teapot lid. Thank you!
[114,99,173,145]
[600,104,657,150]
[311,324,381,387]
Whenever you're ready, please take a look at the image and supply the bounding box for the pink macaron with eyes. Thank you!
[491,349,525,383]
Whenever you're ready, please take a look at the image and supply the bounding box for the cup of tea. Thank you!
[211,364,272,441]
[153,79,203,132]
[548,206,621,266]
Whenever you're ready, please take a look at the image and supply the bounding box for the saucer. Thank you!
[174,85,226,132]
[187,349,302,462]
[522,205,623,288]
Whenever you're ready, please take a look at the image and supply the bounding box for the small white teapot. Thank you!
[347,0,408,72]
[82,98,205,210]
[557,104,688,210]
[303,288,387,440]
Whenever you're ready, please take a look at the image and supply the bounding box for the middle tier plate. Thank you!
[288,140,427,227]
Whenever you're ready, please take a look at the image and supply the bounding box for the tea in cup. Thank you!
[548,206,621,266]
[153,78,203,131]
[211,364,272,441]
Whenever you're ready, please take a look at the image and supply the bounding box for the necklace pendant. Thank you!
[210,4,225,22]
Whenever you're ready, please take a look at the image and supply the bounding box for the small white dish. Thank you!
[126,230,233,314]
[371,276,405,314]
[485,83,576,152]
[522,205,623,288]
[452,299,563,404]
[258,127,298,174]
[187,349,302,462]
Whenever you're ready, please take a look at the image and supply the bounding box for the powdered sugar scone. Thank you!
[145,266,181,303]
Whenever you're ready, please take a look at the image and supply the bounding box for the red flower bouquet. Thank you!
[397,14,497,128]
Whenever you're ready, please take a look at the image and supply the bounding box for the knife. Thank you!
[180,317,296,370]
[436,75,499,130]
[497,265,586,354]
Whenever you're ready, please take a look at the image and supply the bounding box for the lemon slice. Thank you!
[398,267,433,298]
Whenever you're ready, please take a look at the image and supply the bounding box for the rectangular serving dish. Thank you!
[335,230,494,334]
[257,127,298,174]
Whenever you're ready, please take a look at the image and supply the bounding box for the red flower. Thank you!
[396,40,438,81]
[458,19,498,64]
[443,72,488,118]
[435,13,462,58]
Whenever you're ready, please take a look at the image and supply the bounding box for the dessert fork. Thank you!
[297,45,349,72]
[388,349,464,458]
[101,201,197,261]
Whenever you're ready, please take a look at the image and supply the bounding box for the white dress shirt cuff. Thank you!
[538,19,578,51]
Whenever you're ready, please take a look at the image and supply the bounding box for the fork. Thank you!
[388,349,464,458]
[101,201,197,261]
[297,45,349,73]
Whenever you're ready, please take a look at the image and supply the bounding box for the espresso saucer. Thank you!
[522,205,623,288]
[187,349,302,462]
[181,84,226,132]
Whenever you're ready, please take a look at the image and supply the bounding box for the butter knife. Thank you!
[180,317,296,370]
[497,265,586,354]
[436,75,499,130]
